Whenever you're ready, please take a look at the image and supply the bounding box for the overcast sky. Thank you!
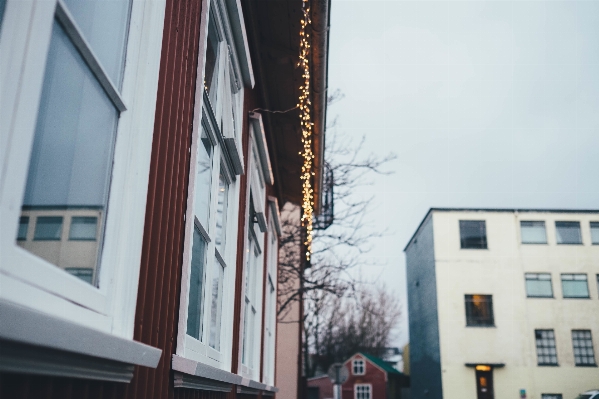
[328,0,599,348]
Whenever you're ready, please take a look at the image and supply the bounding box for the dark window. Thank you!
[520,221,547,244]
[572,330,596,366]
[525,273,553,298]
[555,221,582,244]
[17,216,29,240]
[460,220,487,249]
[34,216,63,241]
[535,330,558,366]
[542,395,562,399]
[352,359,365,375]
[186,225,208,340]
[465,295,494,326]
[591,222,599,245]
[561,274,589,298]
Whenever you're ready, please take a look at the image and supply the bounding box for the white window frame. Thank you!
[0,0,166,338]
[174,0,248,373]
[354,383,372,399]
[352,359,365,375]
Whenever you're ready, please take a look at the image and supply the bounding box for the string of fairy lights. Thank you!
[298,0,315,261]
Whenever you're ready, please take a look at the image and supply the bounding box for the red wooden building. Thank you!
[0,0,329,398]
[307,353,410,399]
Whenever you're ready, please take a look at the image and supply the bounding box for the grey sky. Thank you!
[328,0,599,347]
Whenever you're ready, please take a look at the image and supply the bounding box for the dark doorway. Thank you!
[475,369,494,399]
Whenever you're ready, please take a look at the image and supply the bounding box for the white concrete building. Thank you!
[405,208,599,399]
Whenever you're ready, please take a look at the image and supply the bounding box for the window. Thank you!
[561,274,590,298]
[65,268,93,285]
[555,221,582,244]
[535,330,558,366]
[465,295,494,326]
[17,216,29,240]
[69,217,97,241]
[542,395,563,399]
[241,224,261,374]
[520,221,547,244]
[33,216,63,241]
[459,220,487,249]
[572,330,596,366]
[525,273,553,298]
[591,222,599,245]
[352,359,365,375]
[262,207,280,385]
[355,384,371,399]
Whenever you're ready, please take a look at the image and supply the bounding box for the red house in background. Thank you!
[308,353,410,399]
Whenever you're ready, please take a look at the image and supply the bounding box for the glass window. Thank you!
[465,295,494,326]
[65,267,94,284]
[34,216,63,241]
[572,330,596,366]
[186,227,208,340]
[535,329,558,366]
[242,234,260,371]
[204,14,221,97]
[209,258,225,351]
[69,216,97,241]
[555,221,582,244]
[542,394,563,399]
[353,359,365,375]
[194,126,214,228]
[459,220,487,249]
[355,384,371,399]
[0,0,6,30]
[525,273,553,298]
[17,216,29,241]
[561,274,590,298]
[591,222,599,245]
[214,173,229,253]
[520,221,547,244]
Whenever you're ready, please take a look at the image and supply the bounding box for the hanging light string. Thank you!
[298,0,314,261]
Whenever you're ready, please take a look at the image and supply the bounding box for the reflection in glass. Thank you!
[17,217,29,241]
[0,0,6,30]
[194,126,213,228]
[521,221,547,244]
[525,273,553,297]
[209,258,224,350]
[561,274,589,298]
[62,0,132,85]
[69,216,97,240]
[459,220,487,249]
[16,21,120,287]
[555,221,582,244]
[215,173,228,252]
[66,267,93,284]
[205,15,221,97]
[187,227,207,340]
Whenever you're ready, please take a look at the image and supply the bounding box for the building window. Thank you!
[591,222,599,245]
[525,273,553,298]
[561,274,590,298]
[262,209,279,386]
[352,359,365,375]
[555,221,582,244]
[535,329,558,366]
[465,295,494,327]
[17,216,29,240]
[572,330,596,366]
[520,221,547,244]
[459,220,487,249]
[542,395,562,399]
[354,384,371,399]
[69,217,97,241]
[65,268,94,285]
[34,216,63,241]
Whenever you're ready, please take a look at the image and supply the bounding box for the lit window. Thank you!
[355,384,371,399]
[465,295,494,326]
[69,217,97,241]
[520,221,547,244]
[352,359,365,375]
[555,221,582,244]
[459,220,487,249]
[17,216,29,241]
[535,330,558,366]
[591,222,599,245]
[525,273,553,298]
[34,216,63,241]
[572,330,596,366]
[561,274,590,298]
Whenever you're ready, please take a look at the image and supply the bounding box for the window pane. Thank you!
[535,329,558,365]
[215,173,229,252]
[187,227,207,340]
[561,275,589,298]
[591,222,599,245]
[572,330,596,366]
[209,258,225,351]
[459,220,487,249]
[17,217,29,241]
[205,15,221,97]
[17,21,119,286]
[69,216,97,240]
[521,221,547,244]
[65,267,93,284]
[465,294,494,326]
[525,273,553,297]
[555,221,582,244]
[0,0,6,29]
[34,217,63,240]
[194,126,213,228]
[62,0,132,85]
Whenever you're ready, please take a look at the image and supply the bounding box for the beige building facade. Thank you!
[406,208,599,399]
